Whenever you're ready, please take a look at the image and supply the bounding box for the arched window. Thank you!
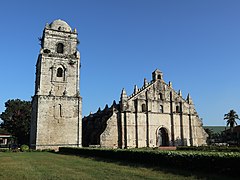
[176,105,180,113]
[57,43,64,53]
[160,105,163,113]
[142,104,146,112]
[159,93,163,100]
[158,74,161,79]
[57,68,63,77]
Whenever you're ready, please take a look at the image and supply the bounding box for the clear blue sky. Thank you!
[0,0,240,126]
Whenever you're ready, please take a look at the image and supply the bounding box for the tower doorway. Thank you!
[157,127,169,146]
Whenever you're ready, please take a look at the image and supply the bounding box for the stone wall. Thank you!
[32,96,81,150]
[30,20,82,150]
[83,69,207,148]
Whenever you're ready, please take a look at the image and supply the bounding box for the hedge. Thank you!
[0,148,10,152]
[59,147,240,177]
[177,146,240,152]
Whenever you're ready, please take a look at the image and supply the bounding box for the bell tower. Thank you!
[30,19,82,150]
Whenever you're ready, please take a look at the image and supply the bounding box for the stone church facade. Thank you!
[30,19,207,150]
[30,20,82,150]
[83,69,207,148]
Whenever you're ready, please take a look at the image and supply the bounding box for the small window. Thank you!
[57,43,64,53]
[59,104,62,117]
[160,93,163,100]
[158,74,161,79]
[142,104,146,112]
[176,105,180,113]
[57,68,63,77]
[160,105,163,113]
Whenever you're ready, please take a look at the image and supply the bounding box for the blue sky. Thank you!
[0,0,240,126]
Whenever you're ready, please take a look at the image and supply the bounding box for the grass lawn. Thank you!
[0,152,236,180]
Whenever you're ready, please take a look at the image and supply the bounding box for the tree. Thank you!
[0,99,31,145]
[204,128,223,144]
[224,110,239,129]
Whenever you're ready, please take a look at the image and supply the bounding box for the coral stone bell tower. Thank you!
[30,19,82,150]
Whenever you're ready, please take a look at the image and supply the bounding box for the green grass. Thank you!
[0,152,236,180]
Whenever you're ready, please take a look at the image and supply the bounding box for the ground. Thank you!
[0,152,236,180]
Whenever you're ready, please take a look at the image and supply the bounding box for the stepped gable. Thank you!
[124,69,194,107]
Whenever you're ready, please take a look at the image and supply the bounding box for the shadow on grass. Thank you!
[55,152,237,180]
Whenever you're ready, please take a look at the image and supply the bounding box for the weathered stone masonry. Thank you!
[30,19,207,150]
[83,69,207,148]
[30,20,82,150]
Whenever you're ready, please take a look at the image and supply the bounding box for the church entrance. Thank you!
[157,127,169,146]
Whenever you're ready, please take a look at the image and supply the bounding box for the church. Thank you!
[30,19,207,150]
[83,69,207,148]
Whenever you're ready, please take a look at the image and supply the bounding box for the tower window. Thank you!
[160,105,164,113]
[57,43,64,53]
[57,68,63,77]
[158,74,161,79]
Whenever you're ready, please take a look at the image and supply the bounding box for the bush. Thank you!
[0,148,10,152]
[59,147,240,177]
[9,144,20,152]
[177,146,240,152]
[20,144,29,152]
[41,149,55,152]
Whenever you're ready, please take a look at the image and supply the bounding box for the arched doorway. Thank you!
[157,127,169,146]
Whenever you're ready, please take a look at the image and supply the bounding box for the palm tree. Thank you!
[224,110,240,144]
[224,110,239,129]
[224,110,240,143]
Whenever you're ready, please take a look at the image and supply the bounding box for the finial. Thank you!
[178,90,182,97]
[121,88,127,99]
[134,85,138,94]
[121,88,126,94]
[104,104,109,109]
[73,28,77,33]
[169,81,172,88]
[112,100,117,107]
[187,93,193,104]
[144,78,148,87]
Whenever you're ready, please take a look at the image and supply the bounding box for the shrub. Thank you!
[0,148,10,152]
[177,146,240,152]
[20,144,29,152]
[59,147,240,177]
[41,149,55,152]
